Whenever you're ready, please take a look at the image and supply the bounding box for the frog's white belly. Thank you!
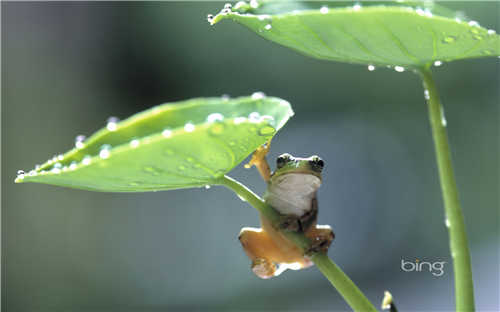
[263,173,321,217]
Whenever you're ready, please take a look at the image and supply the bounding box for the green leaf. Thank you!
[15,94,293,192]
[210,1,500,67]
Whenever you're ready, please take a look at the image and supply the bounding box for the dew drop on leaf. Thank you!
[106,117,119,131]
[320,6,329,14]
[75,135,86,149]
[367,65,375,71]
[207,113,224,123]
[99,144,112,159]
[251,91,265,100]
[130,139,140,148]
[184,123,195,132]
[82,155,92,165]
[162,129,172,138]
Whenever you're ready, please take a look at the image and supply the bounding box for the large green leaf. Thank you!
[209,1,500,67]
[15,95,293,192]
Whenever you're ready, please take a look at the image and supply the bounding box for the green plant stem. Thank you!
[216,175,377,312]
[418,66,475,312]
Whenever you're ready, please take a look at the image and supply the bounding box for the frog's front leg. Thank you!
[305,224,335,255]
[244,140,272,182]
[238,227,277,279]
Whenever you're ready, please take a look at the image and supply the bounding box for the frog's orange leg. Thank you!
[244,139,272,182]
[238,227,277,278]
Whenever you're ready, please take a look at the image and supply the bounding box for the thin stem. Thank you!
[418,66,475,311]
[216,175,377,312]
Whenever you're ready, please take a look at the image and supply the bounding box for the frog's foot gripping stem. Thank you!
[305,225,335,255]
[244,140,272,182]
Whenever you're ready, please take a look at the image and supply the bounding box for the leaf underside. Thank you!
[16,95,293,192]
[211,3,500,67]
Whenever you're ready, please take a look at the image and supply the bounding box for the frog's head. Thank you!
[273,153,324,179]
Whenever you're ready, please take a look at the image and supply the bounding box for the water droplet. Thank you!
[224,3,232,10]
[184,123,195,132]
[234,117,247,124]
[440,107,447,127]
[367,65,375,71]
[75,135,86,149]
[264,24,272,30]
[130,139,140,148]
[69,161,78,170]
[106,117,119,131]
[99,144,111,159]
[353,3,361,11]
[394,66,405,72]
[57,154,64,161]
[320,6,329,14]
[207,113,224,123]
[162,129,172,137]
[62,166,69,172]
[250,0,259,9]
[258,126,276,136]
[82,155,92,165]
[442,36,456,44]
[487,29,496,35]
[424,90,430,100]
[221,94,230,100]
[51,167,61,174]
[251,91,265,100]
[433,60,442,67]
[249,112,261,123]
[207,14,214,23]
[445,219,451,228]
[53,162,62,169]
[205,185,211,189]
[468,20,479,27]
[17,170,25,175]
[415,7,425,16]
[29,170,36,176]
[35,164,41,170]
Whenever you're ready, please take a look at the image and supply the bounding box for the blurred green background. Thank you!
[2,2,498,311]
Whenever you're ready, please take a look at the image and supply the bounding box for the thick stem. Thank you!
[216,175,377,312]
[418,67,475,311]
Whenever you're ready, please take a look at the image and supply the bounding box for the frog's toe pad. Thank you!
[252,258,276,279]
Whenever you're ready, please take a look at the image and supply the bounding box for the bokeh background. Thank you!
[2,2,498,311]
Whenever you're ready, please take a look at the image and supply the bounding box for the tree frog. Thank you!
[239,143,334,279]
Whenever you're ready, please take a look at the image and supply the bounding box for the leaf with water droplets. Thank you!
[16,95,293,192]
[209,1,500,66]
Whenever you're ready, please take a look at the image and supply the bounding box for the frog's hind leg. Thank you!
[244,139,272,182]
[238,227,278,279]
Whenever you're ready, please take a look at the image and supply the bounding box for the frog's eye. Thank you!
[276,153,292,168]
[310,156,324,170]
